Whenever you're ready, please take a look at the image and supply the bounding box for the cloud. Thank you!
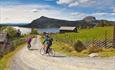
[56,0,91,7]
[57,0,75,4]
[0,0,115,23]
[0,4,55,23]
[70,12,115,21]
[0,4,76,23]
[56,0,115,10]
[32,9,39,13]
[1,3,115,23]
[70,12,87,19]
[113,7,115,13]
[79,0,90,3]
[68,1,79,7]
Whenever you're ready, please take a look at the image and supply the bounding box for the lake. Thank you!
[13,27,59,34]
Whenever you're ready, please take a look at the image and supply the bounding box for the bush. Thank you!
[3,27,17,39]
[30,28,39,35]
[73,40,86,52]
[88,44,102,54]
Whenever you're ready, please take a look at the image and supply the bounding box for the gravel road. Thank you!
[9,36,115,70]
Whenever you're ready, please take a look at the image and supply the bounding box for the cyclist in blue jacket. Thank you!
[43,34,53,54]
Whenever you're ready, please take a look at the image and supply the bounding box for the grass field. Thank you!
[51,26,113,44]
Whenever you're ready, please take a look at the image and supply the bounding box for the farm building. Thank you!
[59,26,77,33]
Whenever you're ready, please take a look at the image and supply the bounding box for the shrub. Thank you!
[73,40,86,52]
[3,27,17,39]
[30,28,39,35]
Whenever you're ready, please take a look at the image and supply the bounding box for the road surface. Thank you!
[9,36,115,70]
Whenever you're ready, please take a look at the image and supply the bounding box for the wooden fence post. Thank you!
[113,24,115,48]
[104,30,107,47]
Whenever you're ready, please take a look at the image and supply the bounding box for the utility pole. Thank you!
[113,24,115,48]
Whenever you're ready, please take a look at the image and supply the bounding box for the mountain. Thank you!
[26,16,96,28]
[1,16,113,28]
[83,16,96,23]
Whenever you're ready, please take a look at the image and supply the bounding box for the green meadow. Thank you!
[51,26,113,44]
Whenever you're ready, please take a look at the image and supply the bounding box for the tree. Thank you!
[96,20,113,27]
[30,28,39,35]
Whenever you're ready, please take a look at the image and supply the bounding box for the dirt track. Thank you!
[9,36,115,70]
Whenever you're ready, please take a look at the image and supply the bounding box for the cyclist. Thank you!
[26,37,32,50]
[43,34,53,54]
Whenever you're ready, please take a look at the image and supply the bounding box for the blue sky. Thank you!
[0,0,115,23]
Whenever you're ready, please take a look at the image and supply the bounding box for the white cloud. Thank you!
[70,12,115,21]
[69,1,79,7]
[79,0,90,3]
[0,4,55,23]
[32,9,39,13]
[70,12,87,19]
[0,3,114,23]
[0,4,77,23]
[57,0,75,4]
[57,0,91,7]
[113,7,115,13]
[56,0,114,9]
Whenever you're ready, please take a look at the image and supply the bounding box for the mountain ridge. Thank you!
[26,16,96,28]
[0,16,114,28]
[26,16,114,28]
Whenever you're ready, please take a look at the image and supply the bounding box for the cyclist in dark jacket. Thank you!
[43,34,53,54]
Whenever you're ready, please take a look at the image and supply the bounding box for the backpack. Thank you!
[48,37,53,44]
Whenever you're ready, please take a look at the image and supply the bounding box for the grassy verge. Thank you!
[52,41,115,57]
[0,43,26,70]
[52,41,88,57]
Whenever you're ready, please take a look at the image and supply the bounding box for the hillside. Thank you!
[25,16,114,28]
[26,16,95,28]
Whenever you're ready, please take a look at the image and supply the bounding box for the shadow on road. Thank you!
[53,55,66,58]
[29,49,39,51]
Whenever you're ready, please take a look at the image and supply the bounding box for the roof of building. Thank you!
[59,26,76,30]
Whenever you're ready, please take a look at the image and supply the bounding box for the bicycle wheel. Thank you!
[48,48,55,57]
[27,45,30,50]
[40,48,45,55]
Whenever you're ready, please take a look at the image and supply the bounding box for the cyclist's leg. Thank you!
[46,44,51,53]
[27,43,29,48]
[28,43,31,49]
[29,43,31,48]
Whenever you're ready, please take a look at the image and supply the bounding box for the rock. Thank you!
[88,53,99,57]
[83,16,96,23]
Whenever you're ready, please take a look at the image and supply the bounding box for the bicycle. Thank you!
[40,47,55,57]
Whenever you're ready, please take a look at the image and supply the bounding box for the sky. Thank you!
[0,0,115,23]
